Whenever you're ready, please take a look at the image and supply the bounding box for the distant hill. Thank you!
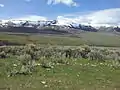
[0,27,39,33]
[0,27,70,34]
[97,26,120,32]
[0,25,120,35]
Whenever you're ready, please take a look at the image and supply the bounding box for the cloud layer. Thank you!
[2,8,120,27]
[47,0,79,7]
[25,0,31,2]
[57,8,120,27]
[11,15,47,21]
[0,4,4,7]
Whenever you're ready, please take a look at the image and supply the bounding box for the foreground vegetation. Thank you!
[0,44,120,90]
[1,58,120,90]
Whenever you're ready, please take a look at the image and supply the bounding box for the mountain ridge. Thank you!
[0,19,120,34]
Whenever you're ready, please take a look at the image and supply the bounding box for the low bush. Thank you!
[0,44,120,76]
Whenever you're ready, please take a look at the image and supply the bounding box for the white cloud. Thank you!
[57,8,120,27]
[11,15,47,21]
[1,8,120,27]
[0,4,4,7]
[25,0,31,2]
[47,0,79,7]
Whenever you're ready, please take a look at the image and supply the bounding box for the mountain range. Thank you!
[0,19,120,34]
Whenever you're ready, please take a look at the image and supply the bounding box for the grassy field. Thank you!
[0,32,120,90]
[0,58,120,90]
[0,32,120,47]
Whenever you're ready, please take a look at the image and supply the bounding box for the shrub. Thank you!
[19,65,32,75]
[16,54,36,75]
[17,54,32,65]
[41,61,54,68]
[0,51,7,58]
[88,50,105,61]
[65,49,72,58]
[100,48,109,55]
[110,52,119,61]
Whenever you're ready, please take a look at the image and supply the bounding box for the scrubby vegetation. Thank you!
[0,44,120,76]
[0,44,120,90]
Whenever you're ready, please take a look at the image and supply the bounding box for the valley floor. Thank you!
[0,32,120,90]
[0,32,120,47]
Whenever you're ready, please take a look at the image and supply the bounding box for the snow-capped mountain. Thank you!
[0,19,120,33]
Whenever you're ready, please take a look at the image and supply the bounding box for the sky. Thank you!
[0,0,120,26]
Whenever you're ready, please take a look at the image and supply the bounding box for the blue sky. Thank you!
[0,0,120,26]
[0,0,119,18]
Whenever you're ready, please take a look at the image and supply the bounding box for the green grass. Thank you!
[0,33,86,46]
[0,58,120,90]
[1,32,120,90]
[81,32,120,47]
[0,32,120,47]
